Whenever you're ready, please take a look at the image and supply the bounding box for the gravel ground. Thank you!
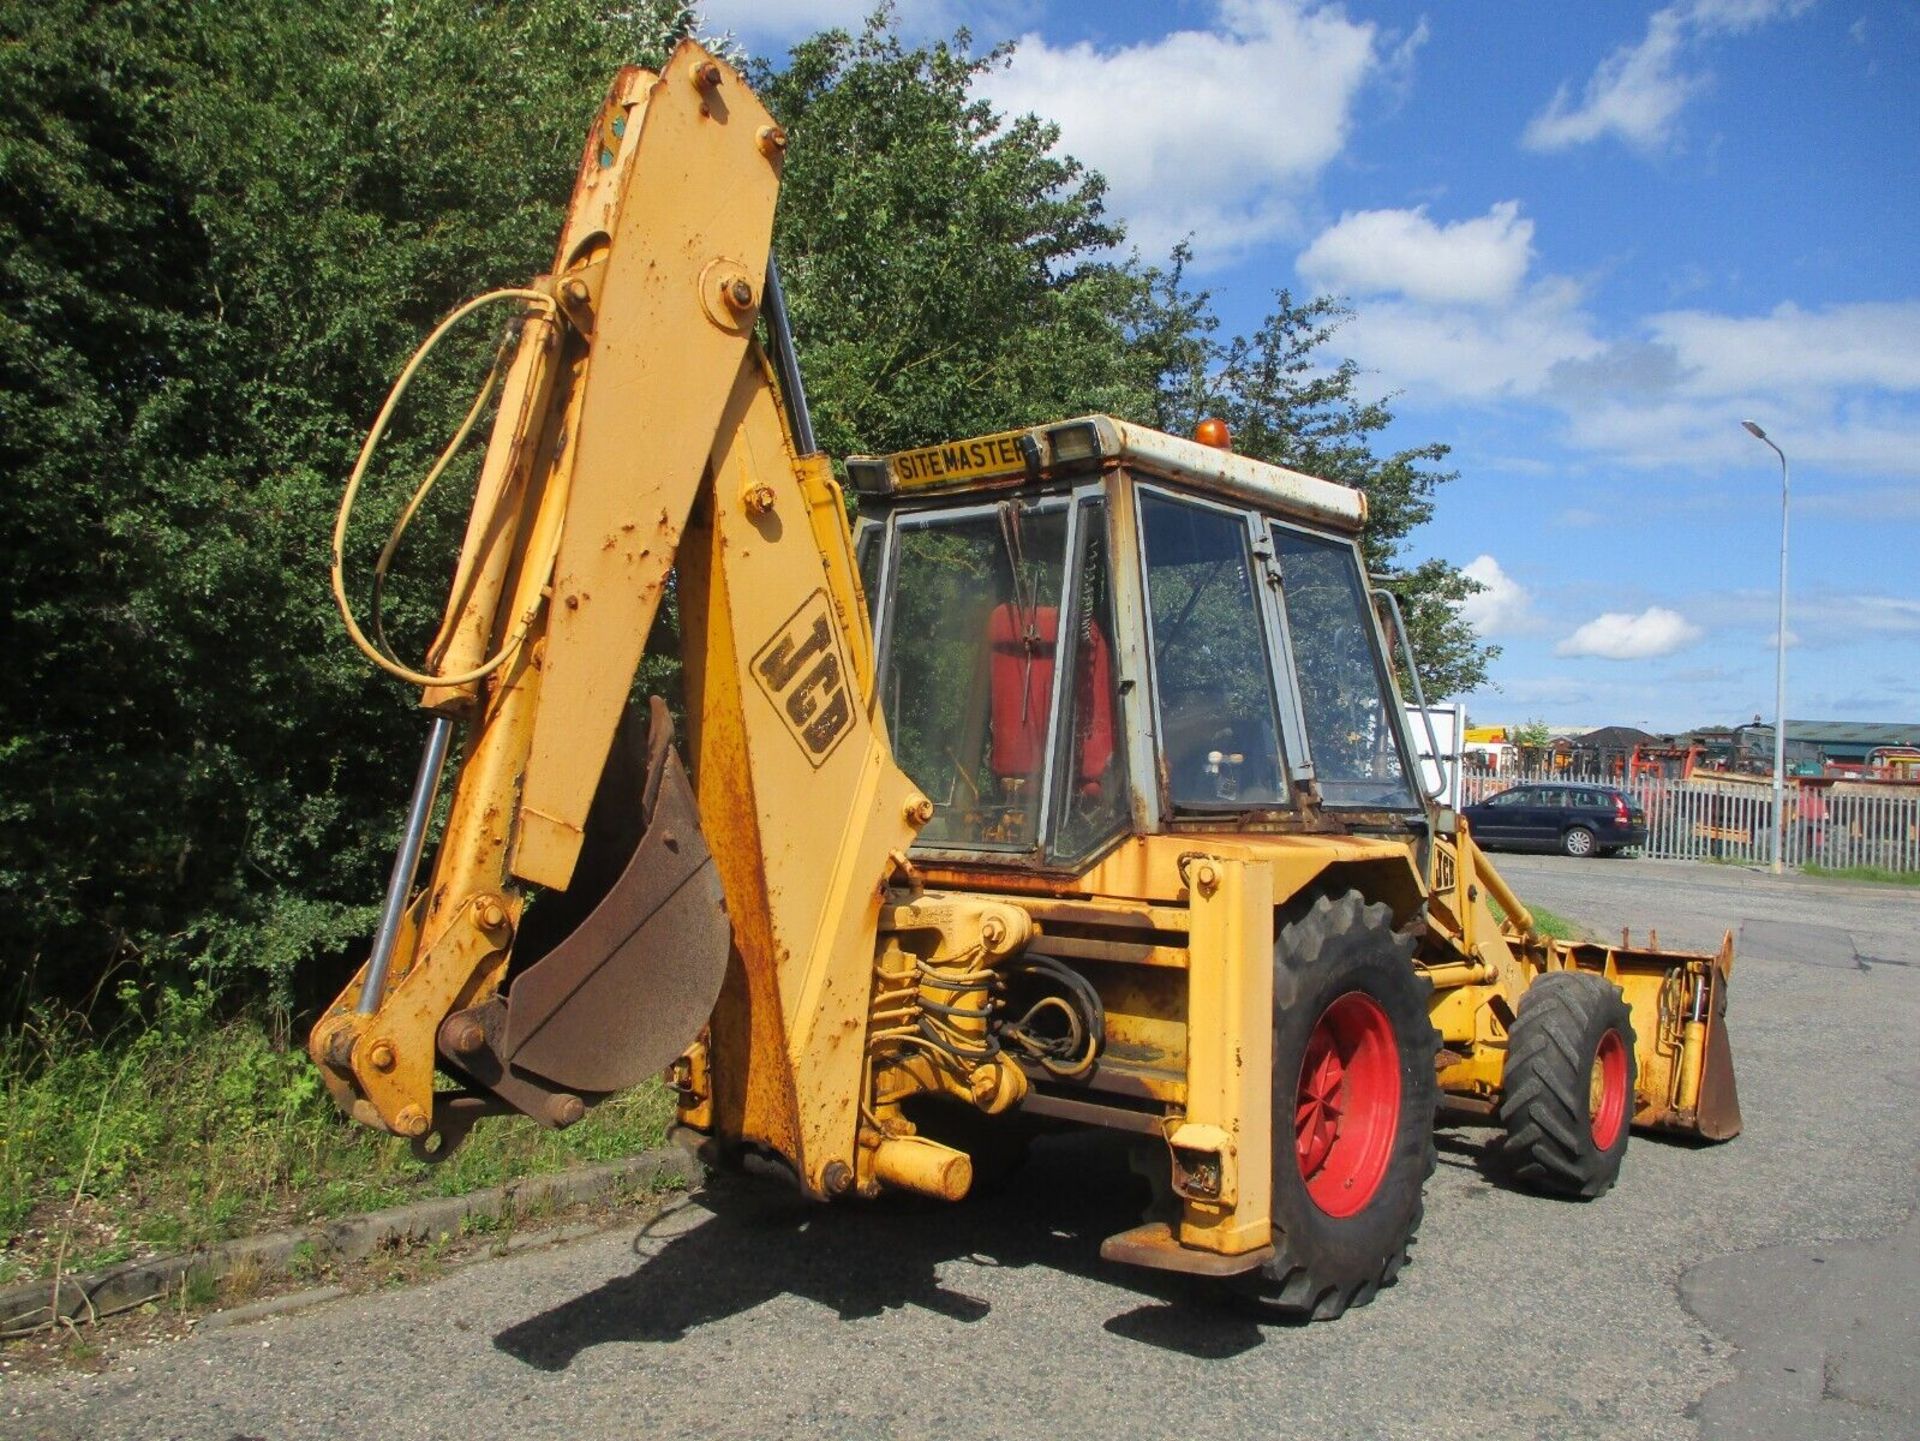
[5,857,1916,1441]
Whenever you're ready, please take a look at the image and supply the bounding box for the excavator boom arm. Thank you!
[311,45,924,1195]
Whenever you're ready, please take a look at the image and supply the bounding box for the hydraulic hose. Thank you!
[330,286,559,688]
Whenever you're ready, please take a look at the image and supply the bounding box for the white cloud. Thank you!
[1314,239,1920,472]
[976,1,1391,263]
[1288,201,1919,465]
[1650,301,1920,395]
[1523,0,1813,153]
[1556,606,1705,660]
[1686,0,1814,30]
[1692,589,1920,653]
[1457,554,1535,637]
[1801,486,1920,522]
[1524,7,1697,152]
[1842,595,1920,634]
[1379,16,1429,97]
[1558,394,1920,476]
[1323,275,1601,401]
[1297,201,1534,307]
[1288,239,1920,475]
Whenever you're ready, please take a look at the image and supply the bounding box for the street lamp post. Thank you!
[1742,420,1789,876]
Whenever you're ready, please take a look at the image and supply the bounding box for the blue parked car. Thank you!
[1461,782,1647,858]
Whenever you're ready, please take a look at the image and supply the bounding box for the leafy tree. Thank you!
[1514,718,1553,749]
[0,0,703,1018]
[1163,291,1492,700]
[751,16,1174,457]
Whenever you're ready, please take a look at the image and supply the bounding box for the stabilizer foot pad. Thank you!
[1100,1221,1273,1278]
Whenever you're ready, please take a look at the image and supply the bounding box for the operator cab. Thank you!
[848,416,1427,870]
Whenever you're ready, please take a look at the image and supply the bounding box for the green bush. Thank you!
[0,0,709,1020]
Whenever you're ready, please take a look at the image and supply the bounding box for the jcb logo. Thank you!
[751,591,854,767]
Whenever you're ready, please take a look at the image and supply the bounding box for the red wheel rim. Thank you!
[1589,1029,1628,1149]
[1294,991,1401,1218]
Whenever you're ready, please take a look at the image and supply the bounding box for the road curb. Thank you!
[0,1146,700,1336]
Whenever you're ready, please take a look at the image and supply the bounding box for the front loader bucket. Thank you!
[1556,930,1741,1141]
[488,696,729,1097]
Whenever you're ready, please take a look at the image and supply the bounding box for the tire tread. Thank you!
[1249,891,1441,1320]
[1498,971,1635,1198]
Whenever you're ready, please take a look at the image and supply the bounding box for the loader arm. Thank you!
[1418,820,1741,1140]
[310,43,926,1196]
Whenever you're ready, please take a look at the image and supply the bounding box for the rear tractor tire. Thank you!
[1239,891,1440,1321]
[1498,970,1635,1198]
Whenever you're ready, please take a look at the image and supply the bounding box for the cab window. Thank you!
[1050,497,1130,859]
[1269,525,1417,810]
[1139,491,1287,808]
[854,518,885,628]
[879,502,1070,848]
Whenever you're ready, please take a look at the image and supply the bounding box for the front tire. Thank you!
[1498,971,1635,1198]
[1562,825,1596,858]
[1240,891,1439,1320]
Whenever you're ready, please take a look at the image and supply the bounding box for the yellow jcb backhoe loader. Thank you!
[313,44,1740,1320]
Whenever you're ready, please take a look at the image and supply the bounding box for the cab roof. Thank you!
[846,414,1368,536]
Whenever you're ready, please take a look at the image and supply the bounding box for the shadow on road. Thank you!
[1433,1115,1726,1208]
[1432,1121,1511,1190]
[494,1131,1273,1370]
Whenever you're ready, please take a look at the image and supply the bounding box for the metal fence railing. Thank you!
[1458,770,1920,874]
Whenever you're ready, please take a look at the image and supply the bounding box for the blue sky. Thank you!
[707,1,1919,734]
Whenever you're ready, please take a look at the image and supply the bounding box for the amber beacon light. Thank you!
[1193,418,1232,450]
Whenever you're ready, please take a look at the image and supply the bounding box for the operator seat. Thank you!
[986,603,1114,797]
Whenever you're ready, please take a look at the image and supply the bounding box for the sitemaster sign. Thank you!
[888,429,1027,488]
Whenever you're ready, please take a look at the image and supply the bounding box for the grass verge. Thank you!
[1802,864,1920,887]
[1524,905,1580,941]
[1487,898,1583,941]
[1,984,674,1290]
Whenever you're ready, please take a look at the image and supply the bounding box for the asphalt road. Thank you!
[7,858,1917,1441]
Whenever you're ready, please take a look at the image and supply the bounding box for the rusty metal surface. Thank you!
[1099,1220,1274,1277]
[847,415,1366,533]
[437,1000,585,1131]
[324,893,512,1136]
[1695,961,1744,1140]
[1174,856,1274,1257]
[502,698,729,1094]
[674,343,928,1198]
[1019,1088,1166,1136]
[515,44,785,890]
